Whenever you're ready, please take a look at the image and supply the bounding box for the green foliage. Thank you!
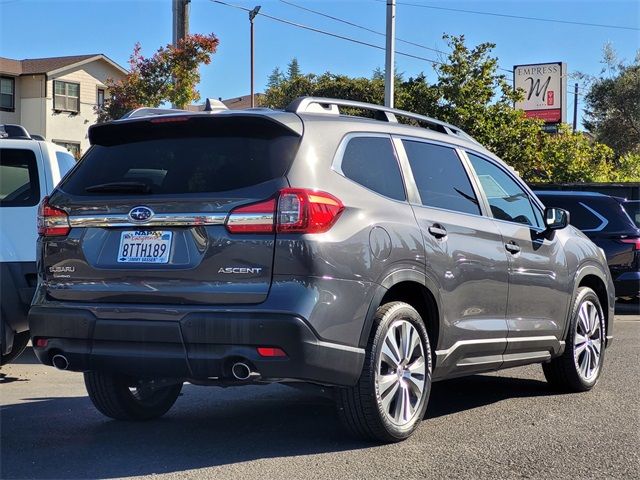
[96,33,219,122]
[582,45,640,156]
[263,35,640,183]
[287,58,302,80]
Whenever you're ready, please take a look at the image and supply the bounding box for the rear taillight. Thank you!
[226,189,344,234]
[37,197,70,236]
[277,188,344,234]
[621,237,640,250]
[226,198,276,233]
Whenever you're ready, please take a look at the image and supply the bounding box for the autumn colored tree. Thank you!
[96,33,219,122]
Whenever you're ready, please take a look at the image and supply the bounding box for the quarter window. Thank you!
[467,153,542,227]
[54,80,80,112]
[403,140,480,215]
[0,149,40,207]
[0,77,15,111]
[339,136,406,201]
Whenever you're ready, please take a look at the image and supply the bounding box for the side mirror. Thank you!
[544,207,570,230]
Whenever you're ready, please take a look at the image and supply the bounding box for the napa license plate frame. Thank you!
[117,230,173,264]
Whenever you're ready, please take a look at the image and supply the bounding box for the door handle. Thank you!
[505,241,521,254]
[428,224,447,239]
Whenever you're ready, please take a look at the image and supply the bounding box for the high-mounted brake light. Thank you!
[149,116,190,124]
[225,189,344,234]
[37,197,70,236]
[277,188,344,234]
[621,237,640,251]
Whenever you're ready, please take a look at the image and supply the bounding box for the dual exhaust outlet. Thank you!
[51,355,259,382]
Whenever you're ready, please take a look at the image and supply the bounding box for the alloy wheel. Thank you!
[376,319,426,426]
[574,300,603,382]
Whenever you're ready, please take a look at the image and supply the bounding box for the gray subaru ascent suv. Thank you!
[29,97,614,442]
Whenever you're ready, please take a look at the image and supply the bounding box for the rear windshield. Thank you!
[60,116,300,195]
[622,201,640,228]
[0,148,40,207]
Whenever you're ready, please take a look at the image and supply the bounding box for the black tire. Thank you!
[84,371,183,421]
[0,330,30,366]
[336,301,432,443]
[543,287,606,392]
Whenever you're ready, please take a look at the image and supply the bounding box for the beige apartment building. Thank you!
[0,54,126,157]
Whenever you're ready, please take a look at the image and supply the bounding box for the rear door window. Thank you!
[0,148,40,207]
[339,136,406,201]
[402,140,480,215]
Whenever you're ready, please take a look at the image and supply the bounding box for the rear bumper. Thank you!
[613,271,640,298]
[28,306,365,387]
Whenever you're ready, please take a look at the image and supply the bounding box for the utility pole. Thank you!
[173,0,190,47]
[249,6,261,108]
[572,83,578,132]
[384,0,396,108]
[172,0,190,108]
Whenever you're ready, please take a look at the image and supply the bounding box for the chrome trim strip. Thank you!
[226,213,274,226]
[578,201,609,232]
[435,335,559,361]
[68,213,227,228]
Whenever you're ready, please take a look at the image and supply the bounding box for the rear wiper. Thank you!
[85,182,151,194]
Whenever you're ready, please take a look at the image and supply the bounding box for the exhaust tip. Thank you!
[231,362,251,381]
[52,354,69,371]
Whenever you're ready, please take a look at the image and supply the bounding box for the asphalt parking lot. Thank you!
[1,315,639,480]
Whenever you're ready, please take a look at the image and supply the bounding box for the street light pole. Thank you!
[384,0,396,108]
[249,6,261,108]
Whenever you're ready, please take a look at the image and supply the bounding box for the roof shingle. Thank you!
[0,54,115,76]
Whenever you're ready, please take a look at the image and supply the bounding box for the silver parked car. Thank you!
[29,97,614,442]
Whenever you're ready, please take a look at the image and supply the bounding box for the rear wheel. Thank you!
[0,330,30,366]
[84,371,183,420]
[543,287,606,392]
[336,301,432,443]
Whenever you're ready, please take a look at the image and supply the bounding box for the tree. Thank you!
[96,33,219,122]
[263,35,640,183]
[287,57,302,80]
[582,46,640,156]
[267,66,285,89]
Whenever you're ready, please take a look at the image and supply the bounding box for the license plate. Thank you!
[117,230,172,264]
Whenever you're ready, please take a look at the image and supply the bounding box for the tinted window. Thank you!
[468,153,542,227]
[403,140,480,215]
[340,137,405,201]
[0,148,40,207]
[622,201,640,228]
[56,151,76,177]
[61,119,300,195]
[538,195,637,232]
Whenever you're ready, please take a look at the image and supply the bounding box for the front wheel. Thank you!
[84,371,183,421]
[336,301,432,443]
[542,287,606,392]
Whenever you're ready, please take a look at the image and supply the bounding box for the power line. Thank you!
[211,0,582,96]
[279,0,447,56]
[211,0,444,65]
[385,1,639,32]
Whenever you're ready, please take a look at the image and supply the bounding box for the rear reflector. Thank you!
[621,238,640,250]
[257,347,287,357]
[37,197,70,236]
[277,188,344,234]
[34,338,48,348]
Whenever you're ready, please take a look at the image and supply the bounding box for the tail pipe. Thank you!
[52,354,69,371]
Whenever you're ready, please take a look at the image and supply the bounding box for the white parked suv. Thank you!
[1,125,75,365]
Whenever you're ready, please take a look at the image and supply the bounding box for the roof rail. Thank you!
[0,124,32,140]
[285,97,478,144]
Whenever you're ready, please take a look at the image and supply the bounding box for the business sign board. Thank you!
[514,62,566,124]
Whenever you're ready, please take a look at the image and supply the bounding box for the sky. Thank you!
[1,0,639,127]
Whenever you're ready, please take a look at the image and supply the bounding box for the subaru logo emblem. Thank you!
[128,206,154,223]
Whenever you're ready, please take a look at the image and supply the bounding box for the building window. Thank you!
[97,88,105,108]
[0,77,15,111]
[53,80,80,113]
[53,141,81,160]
